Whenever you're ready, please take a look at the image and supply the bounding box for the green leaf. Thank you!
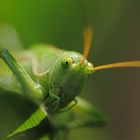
[7,106,47,138]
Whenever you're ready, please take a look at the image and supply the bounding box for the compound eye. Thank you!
[61,56,73,67]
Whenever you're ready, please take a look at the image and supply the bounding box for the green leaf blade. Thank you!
[7,107,47,138]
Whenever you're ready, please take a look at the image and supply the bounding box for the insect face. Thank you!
[48,51,93,109]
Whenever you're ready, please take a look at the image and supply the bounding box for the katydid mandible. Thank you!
[0,25,140,138]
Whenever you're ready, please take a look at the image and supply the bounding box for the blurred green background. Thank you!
[0,0,140,140]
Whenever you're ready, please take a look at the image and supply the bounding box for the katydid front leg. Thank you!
[45,91,61,113]
[0,49,44,102]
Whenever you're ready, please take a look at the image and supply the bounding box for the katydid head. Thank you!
[48,51,94,110]
[61,52,94,75]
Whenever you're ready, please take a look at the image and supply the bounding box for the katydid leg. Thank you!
[45,92,61,113]
[0,49,43,102]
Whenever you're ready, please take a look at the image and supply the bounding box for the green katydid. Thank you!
[0,25,140,139]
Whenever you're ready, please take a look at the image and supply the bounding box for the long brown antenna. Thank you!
[81,26,93,64]
[93,61,140,72]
